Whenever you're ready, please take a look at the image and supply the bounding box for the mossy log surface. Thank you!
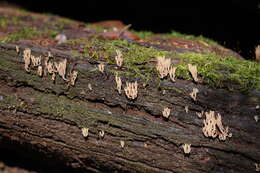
[0,7,260,173]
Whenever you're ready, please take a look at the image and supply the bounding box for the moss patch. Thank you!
[0,26,42,43]
[162,30,219,46]
[176,53,260,91]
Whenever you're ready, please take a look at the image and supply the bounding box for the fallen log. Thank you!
[0,7,259,173]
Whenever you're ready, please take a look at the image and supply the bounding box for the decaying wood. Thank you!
[0,7,259,173]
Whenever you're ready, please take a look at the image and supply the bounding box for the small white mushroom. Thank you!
[115,74,122,94]
[98,63,105,73]
[185,106,189,113]
[254,115,259,123]
[120,140,125,148]
[169,66,176,82]
[16,45,19,54]
[81,127,89,138]
[88,83,92,91]
[188,64,198,82]
[37,66,43,77]
[182,144,191,154]
[115,49,123,67]
[255,163,260,171]
[162,107,171,119]
[69,70,78,86]
[190,88,199,101]
[196,111,204,118]
[99,130,105,138]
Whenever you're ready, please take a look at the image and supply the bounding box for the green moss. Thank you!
[0,16,23,29]
[0,26,42,43]
[177,53,260,91]
[131,30,154,40]
[162,30,219,46]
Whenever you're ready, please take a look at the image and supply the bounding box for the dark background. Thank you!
[1,0,260,59]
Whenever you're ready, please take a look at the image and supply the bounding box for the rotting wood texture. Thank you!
[0,7,260,173]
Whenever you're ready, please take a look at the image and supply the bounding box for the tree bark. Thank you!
[0,7,260,173]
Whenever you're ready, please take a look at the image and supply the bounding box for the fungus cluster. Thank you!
[156,56,171,79]
[124,81,138,100]
[22,48,78,86]
[202,111,232,141]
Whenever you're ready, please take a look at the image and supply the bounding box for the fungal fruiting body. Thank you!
[182,144,191,154]
[202,111,232,141]
[115,74,122,94]
[99,130,105,138]
[188,64,198,82]
[162,107,171,119]
[16,45,19,54]
[120,140,125,148]
[196,111,204,118]
[185,106,189,113]
[69,70,78,86]
[254,115,259,123]
[23,48,31,72]
[81,127,89,138]
[54,58,67,81]
[31,55,41,67]
[124,81,138,100]
[156,56,171,78]
[98,63,105,73]
[190,88,199,101]
[115,49,123,67]
[169,66,176,82]
[88,83,92,91]
[37,66,43,77]
[255,163,260,171]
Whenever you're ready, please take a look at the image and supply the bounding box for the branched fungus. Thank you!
[99,130,105,138]
[81,127,89,138]
[98,63,105,73]
[54,58,67,81]
[185,106,189,113]
[188,64,198,82]
[190,88,199,101]
[124,81,138,100]
[202,111,232,141]
[23,48,31,72]
[156,56,171,78]
[16,45,19,54]
[37,66,43,77]
[169,66,176,82]
[31,55,41,67]
[120,140,125,148]
[115,49,123,67]
[182,144,191,154]
[68,70,78,86]
[162,107,171,119]
[196,111,204,118]
[115,74,122,94]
